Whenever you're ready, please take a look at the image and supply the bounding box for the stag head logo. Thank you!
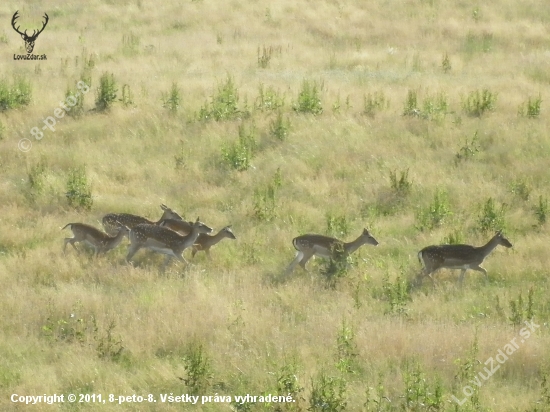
[11,11,49,54]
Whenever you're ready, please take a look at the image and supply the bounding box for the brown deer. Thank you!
[284,229,379,275]
[126,217,212,271]
[62,223,130,256]
[191,226,236,259]
[102,204,182,236]
[417,231,513,286]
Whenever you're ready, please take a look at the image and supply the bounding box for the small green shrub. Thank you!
[389,169,412,196]
[534,195,548,226]
[162,82,180,113]
[518,94,542,118]
[422,92,448,121]
[120,84,134,107]
[28,158,47,199]
[0,75,32,111]
[443,229,464,245]
[95,320,124,361]
[442,52,451,73]
[453,330,484,409]
[455,131,480,164]
[336,319,359,374]
[66,166,93,210]
[274,360,305,411]
[293,79,323,115]
[416,189,452,231]
[510,178,531,201]
[269,110,291,141]
[255,83,285,111]
[65,86,84,118]
[403,89,420,117]
[509,288,535,326]
[181,342,212,395]
[382,273,410,315]
[363,91,389,118]
[402,361,444,411]
[199,74,242,121]
[309,372,347,412]
[221,123,257,171]
[95,72,117,111]
[462,89,497,117]
[326,213,350,238]
[257,45,280,68]
[478,197,506,233]
[253,168,281,222]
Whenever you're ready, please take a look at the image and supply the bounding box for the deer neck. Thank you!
[108,229,127,247]
[204,230,226,247]
[477,235,501,258]
[343,235,366,255]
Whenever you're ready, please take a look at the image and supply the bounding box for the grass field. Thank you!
[0,0,549,410]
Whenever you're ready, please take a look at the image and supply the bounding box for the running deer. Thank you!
[62,223,130,256]
[126,217,213,271]
[191,226,236,259]
[284,229,379,275]
[102,204,182,236]
[416,231,513,286]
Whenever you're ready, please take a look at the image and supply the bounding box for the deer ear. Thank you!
[195,217,200,222]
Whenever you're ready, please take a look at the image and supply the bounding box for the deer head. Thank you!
[11,11,49,54]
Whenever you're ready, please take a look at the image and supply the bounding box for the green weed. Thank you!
[442,52,451,73]
[462,89,497,117]
[335,319,359,374]
[221,123,257,171]
[270,110,291,141]
[95,72,117,112]
[478,197,506,233]
[0,75,32,111]
[308,372,347,412]
[382,273,410,315]
[455,131,480,164]
[389,169,412,196]
[162,82,181,113]
[199,74,242,121]
[255,83,285,111]
[403,89,419,117]
[66,166,93,210]
[416,189,452,231]
[363,91,389,118]
[181,342,213,395]
[534,195,548,225]
[518,94,542,118]
[293,79,323,115]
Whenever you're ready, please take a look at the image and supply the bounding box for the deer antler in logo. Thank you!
[11,11,49,54]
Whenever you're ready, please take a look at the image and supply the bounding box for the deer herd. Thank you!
[62,204,513,286]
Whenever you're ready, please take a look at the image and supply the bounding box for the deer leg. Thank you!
[298,250,315,271]
[191,246,198,258]
[458,269,467,287]
[205,249,212,260]
[161,255,173,272]
[284,251,304,276]
[126,243,141,262]
[470,265,488,280]
[64,238,79,254]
